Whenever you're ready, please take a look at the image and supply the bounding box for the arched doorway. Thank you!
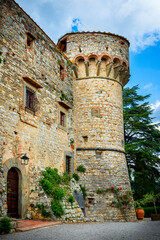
[7,168,19,218]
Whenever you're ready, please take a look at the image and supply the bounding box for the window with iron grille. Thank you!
[25,86,36,112]
[66,156,71,173]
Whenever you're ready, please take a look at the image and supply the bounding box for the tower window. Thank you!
[96,151,102,159]
[83,136,88,143]
[58,39,67,52]
[66,156,71,173]
[26,32,35,48]
[60,111,66,127]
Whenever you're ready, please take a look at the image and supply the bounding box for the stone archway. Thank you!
[3,158,28,218]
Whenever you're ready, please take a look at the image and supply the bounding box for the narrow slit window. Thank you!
[60,111,65,127]
[60,65,65,81]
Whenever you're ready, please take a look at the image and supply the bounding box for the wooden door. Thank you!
[7,168,19,218]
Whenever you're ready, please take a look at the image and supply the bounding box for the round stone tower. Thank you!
[58,32,136,221]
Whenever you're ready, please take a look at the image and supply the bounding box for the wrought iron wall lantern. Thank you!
[17,153,29,165]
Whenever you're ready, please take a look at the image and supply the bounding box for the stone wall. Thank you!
[58,32,129,64]
[0,0,136,221]
[0,0,74,218]
[58,32,136,221]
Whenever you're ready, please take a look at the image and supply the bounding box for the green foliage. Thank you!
[57,59,61,65]
[67,60,72,67]
[74,189,78,194]
[138,192,160,214]
[62,172,71,185]
[37,204,52,218]
[143,207,160,217]
[67,195,75,206]
[72,173,80,182]
[39,178,53,195]
[44,167,62,184]
[123,85,160,200]
[0,217,12,234]
[77,165,86,173]
[96,187,134,213]
[53,188,65,201]
[51,200,64,217]
[80,185,87,199]
[60,91,68,101]
[70,138,74,145]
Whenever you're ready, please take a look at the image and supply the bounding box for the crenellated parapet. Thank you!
[72,53,129,86]
[57,32,130,87]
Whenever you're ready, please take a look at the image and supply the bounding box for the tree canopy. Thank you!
[123,85,160,200]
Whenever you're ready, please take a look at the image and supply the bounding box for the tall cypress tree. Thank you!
[123,85,160,200]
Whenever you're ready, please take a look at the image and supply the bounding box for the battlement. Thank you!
[58,32,130,86]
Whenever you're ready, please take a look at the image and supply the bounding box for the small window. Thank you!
[96,151,102,159]
[25,86,36,112]
[88,198,95,205]
[83,136,88,143]
[60,65,65,81]
[60,111,66,127]
[26,32,35,48]
[66,156,71,173]
[58,39,67,52]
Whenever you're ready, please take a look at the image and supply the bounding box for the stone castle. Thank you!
[0,0,136,221]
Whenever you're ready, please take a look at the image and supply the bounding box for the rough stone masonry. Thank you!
[0,0,136,221]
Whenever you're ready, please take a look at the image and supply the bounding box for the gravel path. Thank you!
[1,220,160,240]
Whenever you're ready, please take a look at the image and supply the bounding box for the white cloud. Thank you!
[151,100,160,123]
[15,0,160,52]
[143,83,152,89]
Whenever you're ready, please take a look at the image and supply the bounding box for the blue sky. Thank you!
[15,0,160,123]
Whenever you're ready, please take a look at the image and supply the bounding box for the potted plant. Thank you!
[140,192,160,221]
[135,201,145,220]
[70,138,74,150]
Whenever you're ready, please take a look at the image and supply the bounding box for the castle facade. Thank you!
[0,0,136,221]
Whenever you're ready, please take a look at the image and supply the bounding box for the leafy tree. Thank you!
[123,85,160,200]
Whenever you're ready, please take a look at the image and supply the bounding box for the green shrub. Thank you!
[0,217,12,234]
[67,195,75,206]
[41,171,57,186]
[44,167,62,184]
[80,185,87,199]
[39,178,53,195]
[42,209,52,218]
[77,165,86,173]
[53,188,65,201]
[62,172,71,185]
[37,203,46,210]
[143,206,160,217]
[37,204,52,218]
[72,173,80,182]
[51,200,64,217]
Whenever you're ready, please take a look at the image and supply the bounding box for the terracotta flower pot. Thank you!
[151,214,160,221]
[71,144,74,150]
[136,209,145,220]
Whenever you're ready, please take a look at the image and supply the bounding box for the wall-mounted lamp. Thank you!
[17,153,29,165]
[21,154,29,165]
